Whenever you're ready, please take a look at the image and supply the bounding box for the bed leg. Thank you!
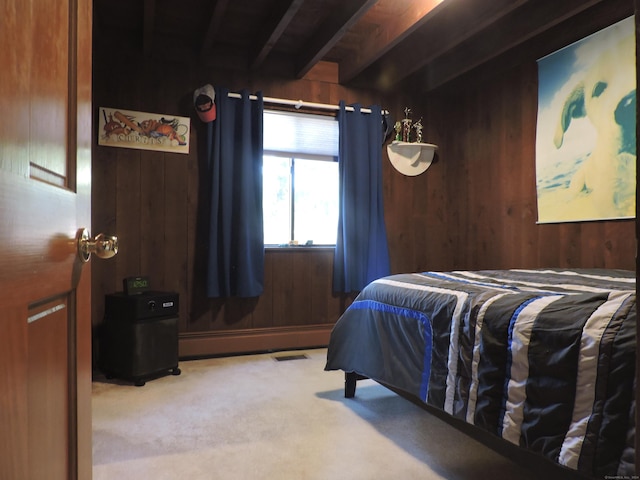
[345,372,358,398]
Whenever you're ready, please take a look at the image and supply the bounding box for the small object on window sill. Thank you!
[270,241,322,248]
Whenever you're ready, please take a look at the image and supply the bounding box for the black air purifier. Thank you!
[99,291,180,386]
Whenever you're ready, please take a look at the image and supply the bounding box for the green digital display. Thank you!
[123,276,150,295]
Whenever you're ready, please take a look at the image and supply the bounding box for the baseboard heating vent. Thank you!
[273,353,309,362]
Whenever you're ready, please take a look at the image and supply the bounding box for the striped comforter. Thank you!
[325,269,636,477]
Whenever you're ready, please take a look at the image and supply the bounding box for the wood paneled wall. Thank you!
[412,61,635,273]
[91,49,413,359]
[91,27,634,361]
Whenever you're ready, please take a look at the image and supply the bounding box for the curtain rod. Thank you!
[226,92,387,114]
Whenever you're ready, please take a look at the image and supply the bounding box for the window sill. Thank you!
[265,245,335,252]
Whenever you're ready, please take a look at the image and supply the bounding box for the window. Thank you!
[263,110,339,246]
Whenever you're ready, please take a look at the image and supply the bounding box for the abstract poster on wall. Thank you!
[535,16,636,223]
[98,107,191,154]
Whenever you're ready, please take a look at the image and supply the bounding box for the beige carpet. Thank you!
[92,348,587,480]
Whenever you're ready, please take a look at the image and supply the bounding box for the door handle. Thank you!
[76,228,118,263]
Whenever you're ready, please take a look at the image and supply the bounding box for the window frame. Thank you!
[262,108,339,248]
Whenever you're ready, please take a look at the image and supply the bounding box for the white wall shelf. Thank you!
[387,141,438,176]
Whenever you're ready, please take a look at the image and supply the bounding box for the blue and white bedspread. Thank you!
[325,269,636,477]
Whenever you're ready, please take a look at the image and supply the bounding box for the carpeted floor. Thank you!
[92,348,586,480]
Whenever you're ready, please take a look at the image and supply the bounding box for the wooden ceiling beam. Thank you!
[338,0,442,84]
[354,0,528,90]
[415,0,609,93]
[294,0,378,79]
[420,0,633,94]
[251,0,306,70]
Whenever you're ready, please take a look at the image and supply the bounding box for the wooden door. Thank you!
[0,1,93,479]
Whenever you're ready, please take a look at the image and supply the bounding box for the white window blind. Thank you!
[263,110,338,159]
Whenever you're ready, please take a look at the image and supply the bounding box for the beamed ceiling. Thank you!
[93,0,633,93]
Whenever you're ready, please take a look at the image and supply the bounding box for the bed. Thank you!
[325,268,636,478]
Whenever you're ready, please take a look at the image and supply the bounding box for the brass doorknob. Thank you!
[76,228,118,263]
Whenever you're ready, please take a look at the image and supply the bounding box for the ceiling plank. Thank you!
[200,0,231,59]
[339,0,443,84]
[416,0,610,92]
[354,0,529,91]
[251,0,306,70]
[423,0,633,94]
[142,0,156,58]
[294,0,378,79]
